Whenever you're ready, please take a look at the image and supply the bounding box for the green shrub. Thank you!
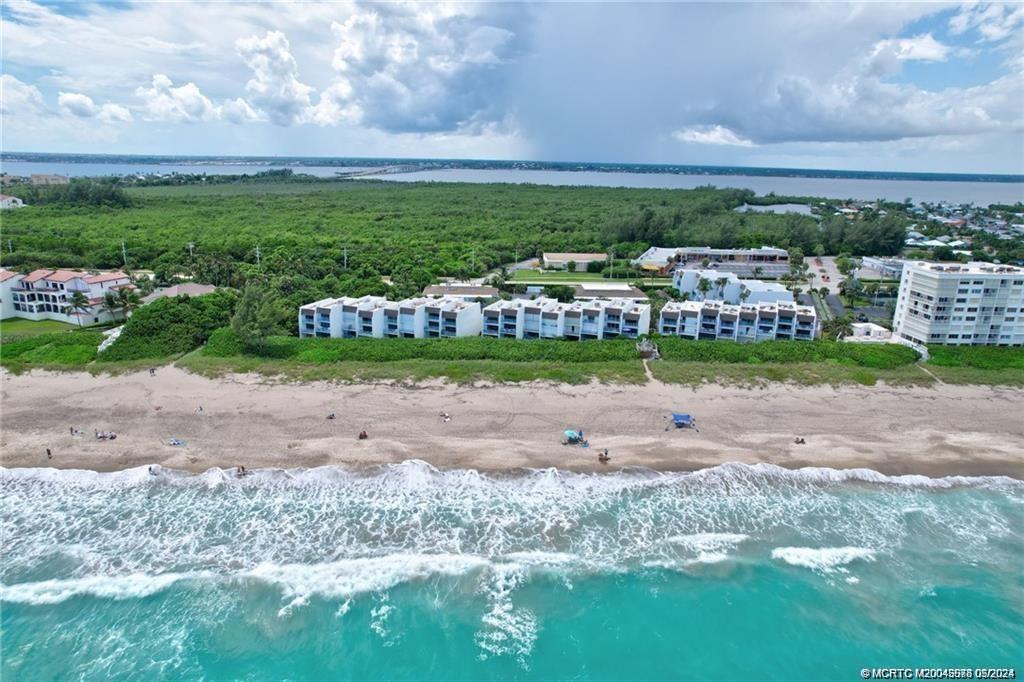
[926,346,1024,370]
[0,331,104,370]
[203,328,639,363]
[99,291,239,361]
[656,338,919,369]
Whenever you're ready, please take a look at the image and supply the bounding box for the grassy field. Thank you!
[178,353,646,385]
[922,345,1024,386]
[0,318,79,339]
[0,331,105,373]
[650,338,928,386]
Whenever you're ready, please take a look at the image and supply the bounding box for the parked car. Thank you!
[857,313,869,322]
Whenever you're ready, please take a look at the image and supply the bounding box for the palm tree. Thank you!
[715,276,729,299]
[117,288,141,319]
[823,315,854,340]
[865,282,880,306]
[102,291,121,321]
[739,288,751,304]
[753,266,764,278]
[64,291,91,328]
[697,277,712,301]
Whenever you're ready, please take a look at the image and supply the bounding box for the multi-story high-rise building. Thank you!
[658,300,818,341]
[892,262,1024,346]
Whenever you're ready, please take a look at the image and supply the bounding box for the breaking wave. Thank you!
[3,461,1022,666]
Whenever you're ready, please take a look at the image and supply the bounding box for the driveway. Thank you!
[804,256,842,295]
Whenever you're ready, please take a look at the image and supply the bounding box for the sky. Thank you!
[1,0,1022,173]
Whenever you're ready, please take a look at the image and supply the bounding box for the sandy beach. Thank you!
[2,367,1023,477]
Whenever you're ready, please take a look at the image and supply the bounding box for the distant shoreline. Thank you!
[4,152,1023,184]
[3,368,1022,478]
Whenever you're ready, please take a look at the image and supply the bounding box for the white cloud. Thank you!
[57,92,133,123]
[97,103,133,124]
[235,31,314,126]
[135,74,218,123]
[323,3,525,132]
[308,80,362,126]
[872,33,952,62]
[220,97,265,124]
[58,91,100,117]
[673,125,755,147]
[1,74,48,118]
[949,2,1024,41]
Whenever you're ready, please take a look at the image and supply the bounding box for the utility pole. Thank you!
[187,242,194,259]
[255,244,261,268]
[7,239,12,254]
[121,241,128,268]
[343,246,348,270]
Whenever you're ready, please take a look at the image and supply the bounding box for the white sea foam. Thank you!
[246,554,491,606]
[771,547,876,573]
[0,571,209,605]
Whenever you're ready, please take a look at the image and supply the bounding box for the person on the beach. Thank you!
[196,406,204,414]
[149,368,156,377]
[46,448,52,459]
[598,449,610,464]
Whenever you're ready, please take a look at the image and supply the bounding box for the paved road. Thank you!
[804,255,842,295]
[825,294,847,318]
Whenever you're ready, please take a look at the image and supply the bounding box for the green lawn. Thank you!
[0,318,78,338]
[0,330,105,372]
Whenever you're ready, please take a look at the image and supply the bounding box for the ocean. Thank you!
[2,159,1022,205]
[2,462,1021,680]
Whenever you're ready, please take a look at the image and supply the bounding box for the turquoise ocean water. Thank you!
[2,462,1022,680]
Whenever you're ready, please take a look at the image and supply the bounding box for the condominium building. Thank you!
[3,268,134,325]
[300,295,482,338]
[561,298,651,339]
[298,295,388,338]
[483,297,651,339]
[671,269,792,304]
[659,300,818,341]
[892,262,1024,346]
[382,296,482,338]
[482,299,534,339]
[633,246,790,277]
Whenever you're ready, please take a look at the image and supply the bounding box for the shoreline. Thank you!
[2,368,1023,479]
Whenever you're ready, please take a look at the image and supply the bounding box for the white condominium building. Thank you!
[482,298,534,339]
[892,262,1024,346]
[2,268,134,325]
[671,269,793,304]
[659,300,818,341]
[382,296,482,338]
[300,295,482,339]
[483,297,651,339]
[298,295,388,338]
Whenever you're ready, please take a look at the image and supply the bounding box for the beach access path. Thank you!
[2,368,1022,477]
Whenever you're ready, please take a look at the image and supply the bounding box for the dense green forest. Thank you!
[1,180,908,313]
